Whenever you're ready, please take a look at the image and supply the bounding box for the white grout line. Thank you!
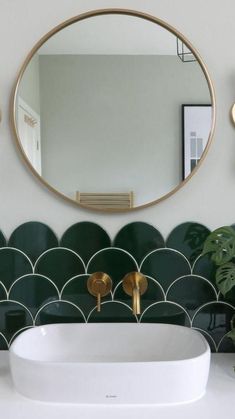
[139,300,192,326]
[86,300,138,323]
[34,299,87,325]
[217,332,234,352]
[8,273,60,299]
[192,327,217,352]
[191,253,203,272]
[0,332,8,348]
[8,326,34,347]
[60,274,90,297]
[166,274,218,300]
[0,299,34,322]
[33,247,86,273]
[112,275,166,301]
[0,246,33,270]
[191,300,235,324]
[0,281,7,299]
[139,247,192,273]
[86,247,139,274]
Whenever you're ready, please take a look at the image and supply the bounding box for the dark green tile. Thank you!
[218,335,235,353]
[9,274,59,316]
[9,326,33,346]
[87,248,138,287]
[219,288,235,305]
[0,231,6,248]
[167,275,217,316]
[35,248,85,291]
[61,274,111,317]
[35,301,86,325]
[9,222,58,264]
[166,222,210,264]
[140,249,191,291]
[61,222,111,265]
[192,302,235,345]
[0,301,33,342]
[88,301,137,323]
[0,249,33,290]
[140,302,190,326]
[114,222,164,264]
[113,276,164,313]
[0,283,7,300]
[0,334,8,350]
[192,253,217,286]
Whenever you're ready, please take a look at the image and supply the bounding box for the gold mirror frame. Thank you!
[11,8,216,212]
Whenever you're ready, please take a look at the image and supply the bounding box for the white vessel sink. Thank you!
[9,323,210,405]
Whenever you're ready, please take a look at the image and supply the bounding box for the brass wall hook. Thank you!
[122,272,148,315]
[87,272,112,312]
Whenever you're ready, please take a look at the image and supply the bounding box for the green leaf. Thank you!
[216,262,235,296]
[202,226,235,265]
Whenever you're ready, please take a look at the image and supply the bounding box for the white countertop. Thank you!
[0,352,234,419]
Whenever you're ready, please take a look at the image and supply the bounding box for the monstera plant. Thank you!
[203,226,235,342]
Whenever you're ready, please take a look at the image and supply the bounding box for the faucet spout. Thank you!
[132,284,141,315]
[122,272,148,315]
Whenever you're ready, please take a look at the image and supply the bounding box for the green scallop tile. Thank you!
[166,275,217,316]
[0,231,6,248]
[35,248,85,291]
[218,335,235,353]
[0,283,7,300]
[219,288,235,305]
[166,222,210,265]
[140,249,191,291]
[9,326,34,346]
[113,276,164,313]
[114,222,165,264]
[9,222,58,264]
[192,302,235,345]
[61,274,111,317]
[0,249,33,290]
[9,274,59,316]
[0,334,8,350]
[192,253,217,286]
[0,301,33,342]
[35,301,85,325]
[88,301,137,323]
[87,248,138,287]
[61,222,111,265]
[140,302,190,326]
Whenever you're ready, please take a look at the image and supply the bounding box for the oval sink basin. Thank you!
[9,323,210,405]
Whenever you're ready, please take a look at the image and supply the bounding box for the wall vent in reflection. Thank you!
[76,192,134,209]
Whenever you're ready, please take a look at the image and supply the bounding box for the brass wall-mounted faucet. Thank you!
[87,272,112,312]
[122,272,148,315]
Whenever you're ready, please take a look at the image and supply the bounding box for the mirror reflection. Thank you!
[14,12,213,210]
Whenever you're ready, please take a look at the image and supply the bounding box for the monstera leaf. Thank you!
[216,262,235,296]
[203,226,235,265]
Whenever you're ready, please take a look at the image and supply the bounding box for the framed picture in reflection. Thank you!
[182,104,212,179]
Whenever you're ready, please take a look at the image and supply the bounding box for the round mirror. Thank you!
[12,9,215,211]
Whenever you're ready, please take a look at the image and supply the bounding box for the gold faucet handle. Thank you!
[122,272,148,315]
[87,272,112,312]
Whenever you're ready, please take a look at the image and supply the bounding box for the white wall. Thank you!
[1,0,235,240]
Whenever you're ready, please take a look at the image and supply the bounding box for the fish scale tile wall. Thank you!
[0,220,234,353]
